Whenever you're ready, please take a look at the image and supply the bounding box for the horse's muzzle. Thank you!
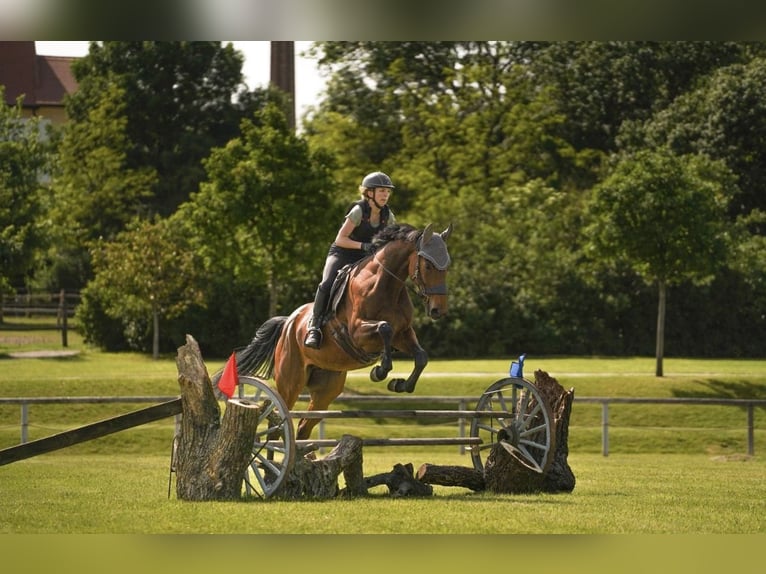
[427,298,448,319]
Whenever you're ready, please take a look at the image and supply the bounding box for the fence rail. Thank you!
[1,290,80,347]
[1,394,764,456]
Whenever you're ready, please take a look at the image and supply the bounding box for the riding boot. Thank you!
[304,285,331,349]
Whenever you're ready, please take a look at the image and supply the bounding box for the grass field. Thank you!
[1,318,765,537]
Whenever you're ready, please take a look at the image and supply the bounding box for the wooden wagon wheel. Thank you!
[470,377,554,474]
[234,376,296,498]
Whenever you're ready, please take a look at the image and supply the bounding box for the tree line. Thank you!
[2,41,765,365]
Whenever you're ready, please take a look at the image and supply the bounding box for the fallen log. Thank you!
[416,463,485,492]
[366,462,433,497]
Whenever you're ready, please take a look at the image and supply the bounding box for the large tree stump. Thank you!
[415,370,575,494]
[484,370,575,493]
[174,334,262,501]
[276,434,367,499]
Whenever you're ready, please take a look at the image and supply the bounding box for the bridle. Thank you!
[410,254,447,298]
[372,228,451,302]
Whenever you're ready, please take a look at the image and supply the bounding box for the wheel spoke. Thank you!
[520,422,548,437]
[515,443,543,473]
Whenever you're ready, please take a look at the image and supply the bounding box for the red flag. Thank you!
[218,352,238,399]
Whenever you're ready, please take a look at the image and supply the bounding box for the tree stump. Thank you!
[276,434,367,499]
[416,370,575,494]
[174,334,263,501]
[484,370,575,493]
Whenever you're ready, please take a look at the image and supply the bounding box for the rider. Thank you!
[303,171,397,349]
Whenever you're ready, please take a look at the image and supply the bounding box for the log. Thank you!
[365,463,433,497]
[416,463,485,492]
[276,434,367,499]
[174,334,262,501]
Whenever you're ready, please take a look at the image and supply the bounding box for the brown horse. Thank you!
[216,222,453,440]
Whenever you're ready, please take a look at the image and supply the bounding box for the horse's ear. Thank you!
[440,223,453,242]
[421,223,434,245]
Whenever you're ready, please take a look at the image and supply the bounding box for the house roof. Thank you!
[0,41,78,108]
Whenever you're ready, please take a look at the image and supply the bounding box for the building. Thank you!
[0,41,79,126]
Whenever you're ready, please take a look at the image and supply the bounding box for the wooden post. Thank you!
[59,289,68,348]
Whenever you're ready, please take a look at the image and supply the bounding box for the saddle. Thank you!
[322,262,381,364]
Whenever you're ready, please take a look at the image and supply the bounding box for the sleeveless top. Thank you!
[348,199,392,243]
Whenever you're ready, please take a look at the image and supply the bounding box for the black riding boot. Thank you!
[304,285,330,349]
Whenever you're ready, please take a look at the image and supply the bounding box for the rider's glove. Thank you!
[361,242,374,254]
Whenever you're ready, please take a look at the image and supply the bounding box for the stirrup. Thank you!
[304,327,322,349]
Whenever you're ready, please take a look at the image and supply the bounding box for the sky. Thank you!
[34,41,326,123]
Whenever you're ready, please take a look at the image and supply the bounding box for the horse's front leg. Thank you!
[367,321,394,382]
[386,327,428,394]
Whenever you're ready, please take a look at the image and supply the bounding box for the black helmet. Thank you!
[362,171,395,189]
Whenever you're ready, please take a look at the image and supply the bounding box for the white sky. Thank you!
[34,41,326,122]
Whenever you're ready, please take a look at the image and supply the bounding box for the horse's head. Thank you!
[411,223,453,319]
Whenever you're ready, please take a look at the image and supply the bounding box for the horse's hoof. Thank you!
[387,379,405,392]
[370,366,387,382]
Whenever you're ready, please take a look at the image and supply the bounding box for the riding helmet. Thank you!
[362,171,395,189]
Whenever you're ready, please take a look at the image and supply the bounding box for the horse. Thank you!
[214,222,453,440]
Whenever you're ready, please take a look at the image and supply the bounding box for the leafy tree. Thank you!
[0,88,51,299]
[176,102,336,321]
[586,149,738,375]
[83,216,204,358]
[44,83,157,288]
[67,41,256,218]
[531,42,751,153]
[618,56,766,227]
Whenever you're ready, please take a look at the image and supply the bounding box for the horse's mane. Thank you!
[370,223,420,249]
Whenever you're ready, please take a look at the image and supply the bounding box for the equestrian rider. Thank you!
[304,171,397,349]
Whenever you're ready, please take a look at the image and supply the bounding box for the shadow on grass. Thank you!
[670,378,766,400]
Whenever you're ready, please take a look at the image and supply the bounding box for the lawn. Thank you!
[0,319,764,541]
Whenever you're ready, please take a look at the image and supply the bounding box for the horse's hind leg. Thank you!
[297,369,348,440]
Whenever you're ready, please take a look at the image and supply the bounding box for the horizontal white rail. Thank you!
[1,395,763,456]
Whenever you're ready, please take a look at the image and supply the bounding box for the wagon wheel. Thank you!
[470,377,554,474]
[234,376,295,499]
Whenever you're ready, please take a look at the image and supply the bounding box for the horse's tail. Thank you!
[211,316,288,386]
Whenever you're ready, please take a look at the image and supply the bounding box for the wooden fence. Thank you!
[1,394,763,457]
[0,289,80,347]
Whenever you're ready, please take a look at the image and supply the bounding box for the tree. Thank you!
[0,88,50,298]
[67,41,256,218]
[84,216,204,358]
[45,83,157,288]
[618,56,766,229]
[531,42,751,153]
[586,149,738,375]
[176,102,336,319]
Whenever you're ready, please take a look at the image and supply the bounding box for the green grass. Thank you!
[0,451,763,533]
[1,320,765,534]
